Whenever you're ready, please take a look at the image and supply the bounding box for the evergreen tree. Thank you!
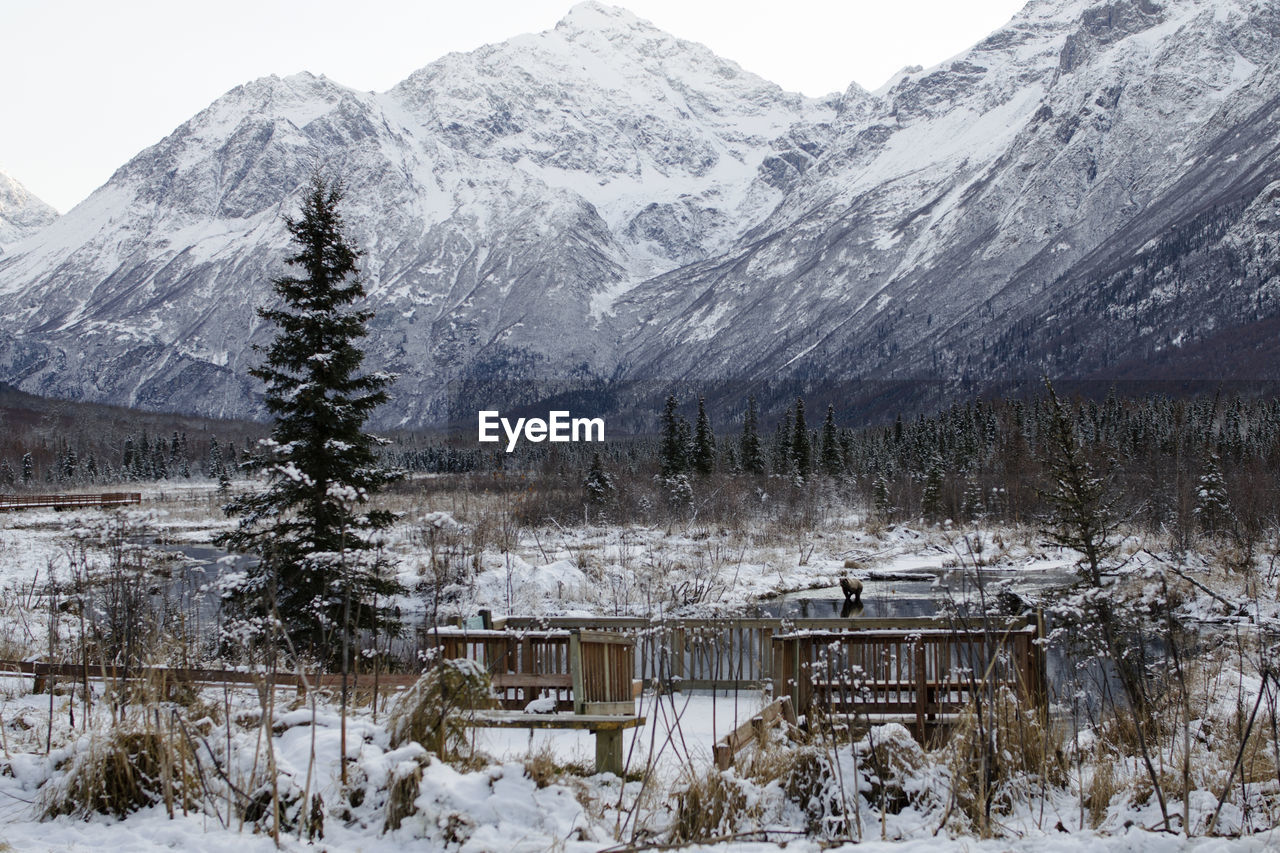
[692,395,716,476]
[0,460,13,488]
[872,472,892,520]
[921,451,945,522]
[583,452,615,510]
[659,394,689,476]
[771,405,793,476]
[1194,452,1231,535]
[21,453,33,485]
[1039,382,1117,587]
[792,397,811,481]
[208,437,223,479]
[819,404,843,477]
[122,438,135,480]
[740,396,764,476]
[961,472,984,522]
[219,175,403,663]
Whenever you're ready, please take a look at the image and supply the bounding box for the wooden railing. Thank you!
[771,623,1046,736]
[0,492,142,511]
[418,627,637,714]
[495,615,1041,693]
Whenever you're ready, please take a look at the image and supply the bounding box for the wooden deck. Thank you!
[0,492,142,511]
[493,615,1046,698]
[772,623,1046,738]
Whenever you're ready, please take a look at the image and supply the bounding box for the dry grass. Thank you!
[386,658,492,759]
[940,688,1069,831]
[384,759,425,832]
[1087,760,1119,828]
[669,765,757,843]
[42,725,201,819]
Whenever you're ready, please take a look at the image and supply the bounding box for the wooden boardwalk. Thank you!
[0,492,142,511]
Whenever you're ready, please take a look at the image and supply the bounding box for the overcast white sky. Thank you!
[2,0,1027,212]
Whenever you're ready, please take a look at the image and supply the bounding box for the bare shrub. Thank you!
[858,723,928,816]
[669,765,756,843]
[43,726,200,819]
[387,659,491,759]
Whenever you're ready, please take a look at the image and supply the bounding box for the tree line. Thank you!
[381,389,1280,546]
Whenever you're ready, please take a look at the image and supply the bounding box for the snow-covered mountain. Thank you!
[0,2,834,424]
[1,0,1278,425]
[611,0,1280,389]
[0,170,58,254]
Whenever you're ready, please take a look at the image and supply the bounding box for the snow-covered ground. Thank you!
[0,479,1277,849]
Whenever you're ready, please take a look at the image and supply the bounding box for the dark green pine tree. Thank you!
[792,397,811,481]
[659,394,689,476]
[772,404,794,476]
[819,404,843,478]
[219,175,403,664]
[921,451,945,522]
[1194,452,1231,535]
[21,452,33,485]
[583,452,615,509]
[740,395,764,475]
[692,396,716,476]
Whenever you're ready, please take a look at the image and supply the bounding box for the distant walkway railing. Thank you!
[0,492,142,511]
[489,615,1044,697]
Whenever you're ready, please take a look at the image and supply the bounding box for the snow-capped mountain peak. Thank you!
[2,0,1280,425]
[0,170,58,254]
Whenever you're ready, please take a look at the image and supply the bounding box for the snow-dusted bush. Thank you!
[386,658,492,759]
[42,726,200,819]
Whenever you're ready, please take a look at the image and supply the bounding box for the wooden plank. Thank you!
[712,697,796,770]
[464,711,644,731]
[490,673,572,689]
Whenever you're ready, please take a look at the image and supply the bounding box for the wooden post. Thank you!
[672,627,685,683]
[569,630,585,715]
[714,741,732,771]
[521,636,534,706]
[915,641,927,741]
[761,627,773,684]
[595,727,624,776]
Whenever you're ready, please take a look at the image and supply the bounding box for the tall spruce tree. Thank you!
[659,394,689,476]
[772,404,794,476]
[219,175,402,664]
[792,397,811,481]
[819,404,843,477]
[692,396,716,476]
[740,396,764,475]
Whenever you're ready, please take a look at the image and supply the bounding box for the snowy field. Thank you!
[0,479,1276,850]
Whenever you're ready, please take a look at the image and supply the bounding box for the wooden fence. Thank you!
[418,627,637,713]
[0,492,142,511]
[772,624,1046,736]
[494,615,1042,694]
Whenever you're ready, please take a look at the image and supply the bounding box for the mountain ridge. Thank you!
[1,0,1278,426]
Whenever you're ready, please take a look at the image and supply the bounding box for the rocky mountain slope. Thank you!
[611,0,1280,392]
[0,3,834,425]
[0,171,58,254]
[1,0,1277,426]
